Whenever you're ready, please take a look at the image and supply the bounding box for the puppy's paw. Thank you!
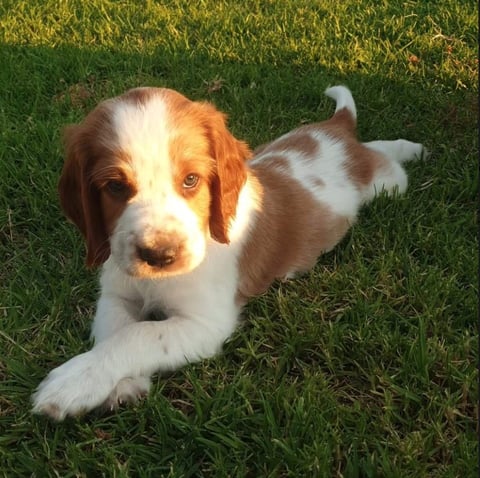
[102,376,151,411]
[420,146,431,161]
[32,352,117,421]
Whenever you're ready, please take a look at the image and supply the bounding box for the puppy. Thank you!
[32,85,424,420]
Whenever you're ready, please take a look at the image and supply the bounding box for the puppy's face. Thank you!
[59,87,250,278]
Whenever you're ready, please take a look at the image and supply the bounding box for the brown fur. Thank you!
[199,103,251,243]
[59,104,119,267]
[236,164,352,303]
[255,131,319,159]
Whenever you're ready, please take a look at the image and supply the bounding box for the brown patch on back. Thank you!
[237,166,352,303]
[261,131,319,158]
[250,154,291,173]
[252,130,321,174]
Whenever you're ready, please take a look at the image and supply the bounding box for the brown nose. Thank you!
[136,244,177,268]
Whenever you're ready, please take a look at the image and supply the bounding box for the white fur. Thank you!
[325,85,357,119]
[32,86,423,420]
[362,140,425,200]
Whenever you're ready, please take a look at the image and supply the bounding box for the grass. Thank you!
[0,0,477,476]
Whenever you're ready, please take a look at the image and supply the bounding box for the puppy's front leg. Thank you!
[32,313,235,420]
[91,294,152,411]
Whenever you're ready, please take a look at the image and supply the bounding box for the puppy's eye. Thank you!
[106,180,129,196]
[183,174,199,189]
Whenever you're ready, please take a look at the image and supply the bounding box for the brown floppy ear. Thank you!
[58,125,110,267]
[202,104,251,243]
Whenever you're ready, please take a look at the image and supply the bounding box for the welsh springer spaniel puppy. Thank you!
[32,85,424,420]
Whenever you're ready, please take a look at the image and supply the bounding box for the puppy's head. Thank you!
[59,87,250,277]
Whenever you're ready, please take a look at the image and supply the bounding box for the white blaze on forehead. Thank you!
[112,94,174,195]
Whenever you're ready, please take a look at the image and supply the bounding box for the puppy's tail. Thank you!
[324,85,357,133]
[325,85,357,119]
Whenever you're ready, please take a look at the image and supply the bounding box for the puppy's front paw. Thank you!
[420,146,430,161]
[102,376,151,412]
[32,351,117,421]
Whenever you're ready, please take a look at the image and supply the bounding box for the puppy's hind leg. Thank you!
[362,140,425,200]
[364,139,426,163]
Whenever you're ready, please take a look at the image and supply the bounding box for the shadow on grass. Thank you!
[2,41,473,141]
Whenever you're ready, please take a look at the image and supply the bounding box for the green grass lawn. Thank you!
[0,0,477,476]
